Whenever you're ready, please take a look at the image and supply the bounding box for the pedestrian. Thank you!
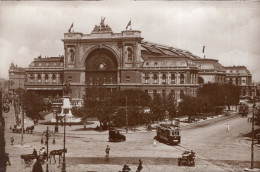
[105,145,110,158]
[10,136,14,145]
[136,159,143,172]
[5,153,11,166]
[84,122,86,130]
[41,147,46,156]
[153,139,157,147]
[32,157,43,172]
[33,148,37,156]
[226,124,230,132]
[39,148,42,156]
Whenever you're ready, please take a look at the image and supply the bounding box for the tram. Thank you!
[239,103,249,117]
[155,124,181,145]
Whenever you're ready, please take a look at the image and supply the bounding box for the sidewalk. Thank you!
[31,111,239,136]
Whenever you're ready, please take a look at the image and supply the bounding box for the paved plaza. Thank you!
[3,106,260,172]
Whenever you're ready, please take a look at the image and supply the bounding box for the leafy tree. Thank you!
[178,95,201,122]
[198,83,240,111]
[166,91,177,121]
[23,92,45,119]
[150,93,164,121]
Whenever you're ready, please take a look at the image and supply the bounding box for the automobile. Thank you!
[108,129,126,142]
[178,150,196,166]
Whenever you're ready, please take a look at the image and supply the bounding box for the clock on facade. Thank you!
[99,63,106,70]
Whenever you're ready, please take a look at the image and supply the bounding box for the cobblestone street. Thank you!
[3,107,260,172]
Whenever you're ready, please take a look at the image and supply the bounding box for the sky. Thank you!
[0,1,260,82]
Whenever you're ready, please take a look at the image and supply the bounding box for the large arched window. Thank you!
[198,77,204,85]
[53,74,57,83]
[180,74,184,84]
[153,73,158,84]
[127,47,133,62]
[171,74,176,84]
[162,74,167,84]
[236,78,239,85]
[180,90,184,99]
[45,74,49,84]
[153,89,157,97]
[242,89,246,96]
[29,74,34,83]
[37,74,42,83]
[145,74,150,84]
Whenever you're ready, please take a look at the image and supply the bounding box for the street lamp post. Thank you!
[251,103,256,169]
[126,96,128,134]
[62,113,66,172]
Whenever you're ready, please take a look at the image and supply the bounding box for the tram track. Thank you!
[173,144,234,172]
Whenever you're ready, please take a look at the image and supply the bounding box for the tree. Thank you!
[23,92,45,119]
[178,95,201,122]
[166,91,177,121]
[198,83,240,111]
[150,93,164,121]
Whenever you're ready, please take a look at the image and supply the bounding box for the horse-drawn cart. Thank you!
[11,127,24,133]
[20,154,37,164]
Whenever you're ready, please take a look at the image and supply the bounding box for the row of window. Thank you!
[28,73,63,84]
[144,89,196,99]
[144,73,197,84]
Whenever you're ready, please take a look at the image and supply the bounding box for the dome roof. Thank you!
[196,59,224,71]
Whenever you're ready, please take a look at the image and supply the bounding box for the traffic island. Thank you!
[13,144,32,148]
[244,168,260,172]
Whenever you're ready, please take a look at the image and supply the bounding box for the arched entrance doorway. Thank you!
[198,77,204,85]
[85,48,118,85]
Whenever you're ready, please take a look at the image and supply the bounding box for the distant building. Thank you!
[225,66,255,98]
[196,58,226,85]
[8,62,26,92]
[25,56,64,97]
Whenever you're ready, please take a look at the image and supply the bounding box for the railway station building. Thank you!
[9,19,255,101]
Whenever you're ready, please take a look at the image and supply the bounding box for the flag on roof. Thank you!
[126,20,131,30]
[68,22,74,33]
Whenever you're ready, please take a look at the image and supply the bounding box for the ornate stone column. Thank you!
[167,72,171,85]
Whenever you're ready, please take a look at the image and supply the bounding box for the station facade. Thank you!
[9,19,256,101]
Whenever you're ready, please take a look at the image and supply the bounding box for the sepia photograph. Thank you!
[0,1,260,172]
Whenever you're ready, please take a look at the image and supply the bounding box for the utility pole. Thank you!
[126,96,128,133]
[46,126,49,172]
[21,97,24,146]
[0,89,7,172]
[251,103,256,169]
[62,116,66,172]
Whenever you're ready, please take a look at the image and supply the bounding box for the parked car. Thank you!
[108,129,126,142]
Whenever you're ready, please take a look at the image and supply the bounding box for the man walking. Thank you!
[10,136,14,145]
[226,124,230,132]
[105,145,110,158]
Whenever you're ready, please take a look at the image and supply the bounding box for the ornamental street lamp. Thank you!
[61,81,72,172]
[244,102,259,172]
[53,107,59,132]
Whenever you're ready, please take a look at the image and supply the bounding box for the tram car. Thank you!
[155,124,181,145]
[239,103,249,117]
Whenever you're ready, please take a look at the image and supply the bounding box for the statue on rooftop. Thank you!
[63,81,71,96]
[100,17,106,30]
